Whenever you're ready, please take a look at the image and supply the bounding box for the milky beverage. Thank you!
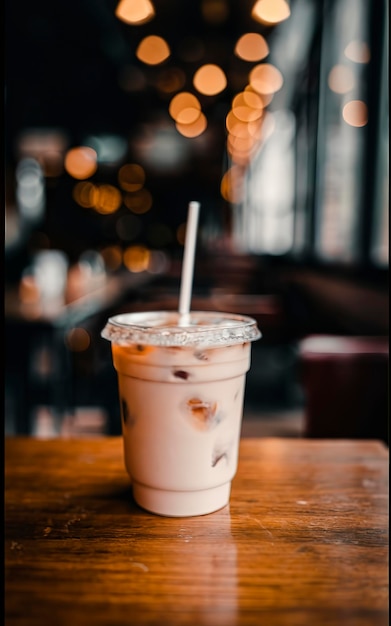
[102,310,261,517]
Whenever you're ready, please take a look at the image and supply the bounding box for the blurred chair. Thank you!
[298,335,389,443]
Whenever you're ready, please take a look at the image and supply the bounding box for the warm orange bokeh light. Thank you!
[245,84,273,106]
[176,106,201,125]
[64,147,98,180]
[123,245,151,272]
[232,92,263,122]
[136,35,170,65]
[201,0,229,24]
[18,274,40,304]
[169,92,201,122]
[100,245,123,271]
[249,63,284,95]
[66,327,91,352]
[72,181,99,208]
[193,64,227,96]
[342,100,368,127]
[227,132,258,164]
[226,110,262,139]
[176,112,207,137]
[220,166,245,203]
[328,65,355,94]
[118,163,146,191]
[252,0,290,25]
[124,188,153,213]
[115,0,155,25]
[94,185,123,214]
[242,87,265,110]
[234,33,269,62]
[156,67,186,95]
[344,40,371,64]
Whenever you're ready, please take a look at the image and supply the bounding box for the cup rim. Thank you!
[101,310,261,347]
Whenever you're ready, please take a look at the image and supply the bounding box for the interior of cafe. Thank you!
[4,0,389,444]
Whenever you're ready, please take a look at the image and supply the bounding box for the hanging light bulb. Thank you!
[115,0,155,25]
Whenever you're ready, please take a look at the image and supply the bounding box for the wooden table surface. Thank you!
[5,437,389,626]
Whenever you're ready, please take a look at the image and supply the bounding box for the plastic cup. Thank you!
[101,310,261,517]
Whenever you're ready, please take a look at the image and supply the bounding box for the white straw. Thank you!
[178,201,200,323]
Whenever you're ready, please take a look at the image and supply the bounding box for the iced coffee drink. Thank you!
[102,310,261,517]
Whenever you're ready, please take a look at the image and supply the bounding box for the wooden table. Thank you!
[5,437,389,626]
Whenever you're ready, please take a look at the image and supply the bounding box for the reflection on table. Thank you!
[5,436,389,626]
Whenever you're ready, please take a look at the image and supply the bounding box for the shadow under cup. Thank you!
[101,311,261,517]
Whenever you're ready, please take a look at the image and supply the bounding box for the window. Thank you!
[233,0,388,273]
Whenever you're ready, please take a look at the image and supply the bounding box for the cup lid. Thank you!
[101,310,261,347]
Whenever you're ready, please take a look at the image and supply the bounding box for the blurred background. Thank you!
[4,0,389,442]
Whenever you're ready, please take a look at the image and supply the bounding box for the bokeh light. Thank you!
[64,147,98,180]
[123,245,151,272]
[220,165,245,203]
[123,188,153,213]
[100,245,123,271]
[193,64,227,96]
[249,63,284,95]
[342,100,368,127]
[344,40,371,63]
[136,35,170,65]
[201,0,229,24]
[169,92,201,122]
[232,92,263,122]
[94,185,122,214]
[176,112,207,138]
[234,33,269,62]
[251,0,291,25]
[115,0,155,25]
[328,65,355,94]
[65,327,91,352]
[73,182,99,208]
[118,163,146,192]
[156,67,186,95]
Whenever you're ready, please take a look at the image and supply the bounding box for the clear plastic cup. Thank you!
[101,310,261,517]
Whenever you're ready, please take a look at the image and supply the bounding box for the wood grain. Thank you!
[5,437,389,626]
